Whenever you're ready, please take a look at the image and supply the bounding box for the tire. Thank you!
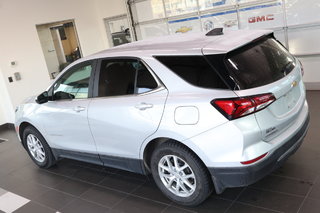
[150,141,213,206]
[22,126,56,168]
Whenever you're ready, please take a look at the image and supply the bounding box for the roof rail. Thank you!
[206,28,223,36]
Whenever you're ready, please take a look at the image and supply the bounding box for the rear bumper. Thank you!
[209,113,310,194]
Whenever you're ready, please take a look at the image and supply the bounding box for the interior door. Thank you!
[40,60,101,164]
[88,58,168,171]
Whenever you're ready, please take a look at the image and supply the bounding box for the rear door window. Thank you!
[215,37,296,90]
[96,59,158,97]
[155,56,228,89]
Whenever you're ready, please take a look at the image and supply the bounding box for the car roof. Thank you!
[54,29,273,93]
[88,29,272,59]
[58,28,272,78]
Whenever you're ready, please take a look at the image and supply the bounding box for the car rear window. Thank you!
[155,56,228,89]
[207,37,296,90]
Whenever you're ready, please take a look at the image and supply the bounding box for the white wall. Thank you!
[0,69,14,124]
[0,0,126,124]
[94,0,127,47]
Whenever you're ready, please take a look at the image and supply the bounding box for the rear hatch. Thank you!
[204,35,306,141]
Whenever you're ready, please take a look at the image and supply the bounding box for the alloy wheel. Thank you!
[158,155,196,197]
[26,134,46,163]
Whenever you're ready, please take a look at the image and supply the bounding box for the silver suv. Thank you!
[15,29,309,206]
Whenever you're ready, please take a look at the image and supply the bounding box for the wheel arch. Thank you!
[142,137,210,175]
[19,122,40,147]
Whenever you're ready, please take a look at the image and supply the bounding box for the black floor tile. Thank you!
[7,179,50,200]
[60,198,109,213]
[0,175,30,192]
[285,145,320,171]
[71,167,107,184]
[115,170,150,181]
[70,160,107,171]
[30,171,67,188]
[162,206,196,213]
[306,178,320,200]
[0,152,31,176]
[46,160,82,177]
[131,180,172,204]
[175,196,232,213]
[54,178,93,196]
[272,162,318,183]
[251,174,312,196]
[13,201,55,213]
[9,165,67,188]
[0,90,320,212]
[112,195,168,213]
[33,189,76,210]
[214,187,244,201]
[298,198,320,213]
[80,186,127,208]
[226,202,279,213]
[98,173,145,194]
[100,166,126,174]
[237,188,304,213]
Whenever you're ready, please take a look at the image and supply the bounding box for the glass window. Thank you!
[97,59,158,97]
[164,0,198,17]
[136,61,158,94]
[53,62,93,100]
[104,16,132,47]
[220,37,296,89]
[198,0,237,11]
[155,56,228,89]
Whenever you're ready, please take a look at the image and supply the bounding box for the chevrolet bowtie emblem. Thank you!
[291,81,297,88]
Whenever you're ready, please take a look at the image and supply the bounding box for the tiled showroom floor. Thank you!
[0,91,319,213]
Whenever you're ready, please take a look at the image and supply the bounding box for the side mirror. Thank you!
[36,91,49,104]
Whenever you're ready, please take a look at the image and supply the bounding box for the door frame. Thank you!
[36,19,84,79]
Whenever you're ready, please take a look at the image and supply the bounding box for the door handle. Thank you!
[135,102,153,110]
[73,106,86,112]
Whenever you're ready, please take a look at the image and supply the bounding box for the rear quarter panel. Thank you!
[139,88,237,161]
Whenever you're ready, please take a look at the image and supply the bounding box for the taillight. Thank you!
[212,93,275,120]
[299,60,304,76]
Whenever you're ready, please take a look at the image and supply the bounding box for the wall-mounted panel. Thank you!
[137,21,168,39]
[136,0,165,22]
[201,9,238,30]
[285,0,320,26]
[128,0,320,85]
[168,17,201,34]
[288,25,320,55]
[238,1,284,30]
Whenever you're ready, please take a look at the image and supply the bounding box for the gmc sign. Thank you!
[248,14,274,23]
